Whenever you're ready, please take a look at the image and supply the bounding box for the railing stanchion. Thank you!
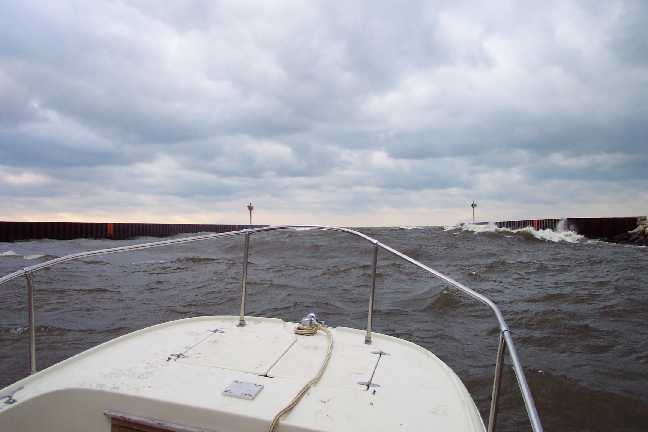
[25,271,37,374]
[238,233,250,327]
[488,332,507,432]
[503,330,543,432]
[365,243,379,344]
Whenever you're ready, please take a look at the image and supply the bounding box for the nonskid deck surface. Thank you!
[0,316,485,432]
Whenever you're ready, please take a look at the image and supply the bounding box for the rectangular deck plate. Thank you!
[223,380,263,400]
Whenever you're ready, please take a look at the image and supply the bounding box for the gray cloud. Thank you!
[1,0,647,225]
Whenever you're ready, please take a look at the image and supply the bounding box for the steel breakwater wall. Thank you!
[495,217,640,239]
[0,222,264,242]
[496,218,562,231]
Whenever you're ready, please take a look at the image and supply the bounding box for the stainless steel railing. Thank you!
[0,225,543,431]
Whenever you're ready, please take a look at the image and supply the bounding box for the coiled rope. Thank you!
[268,320,334,432]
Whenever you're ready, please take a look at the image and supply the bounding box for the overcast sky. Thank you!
[1,1,647,226]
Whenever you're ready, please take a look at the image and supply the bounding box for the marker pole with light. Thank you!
[471,200,477,223]
[247,203,254,225]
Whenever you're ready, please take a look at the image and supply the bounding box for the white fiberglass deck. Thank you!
[0,316,485,432]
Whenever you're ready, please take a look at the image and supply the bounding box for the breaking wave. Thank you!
[0,251,54,260]
[445,222,584,243]
[23,254,46,260]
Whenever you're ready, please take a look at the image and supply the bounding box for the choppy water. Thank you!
[1,226,647,431]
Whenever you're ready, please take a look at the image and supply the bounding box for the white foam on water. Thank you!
[23,254,45,260]
[131,259,168,265]
[10,326,27,335]
[458,222,501,233]
[397,225,425,230]
[1,251,51,259]
[529,228,584,243]
[443,224,464,231]
[446,222,584,243]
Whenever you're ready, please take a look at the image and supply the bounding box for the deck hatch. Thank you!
[223,380,264,400]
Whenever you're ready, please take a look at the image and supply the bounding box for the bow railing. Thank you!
[0,225,543,431]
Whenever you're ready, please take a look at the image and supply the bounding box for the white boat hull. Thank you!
[0,316,485,431]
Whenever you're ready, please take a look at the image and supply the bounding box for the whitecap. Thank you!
[452,222,584,243]
[23,254,45,260]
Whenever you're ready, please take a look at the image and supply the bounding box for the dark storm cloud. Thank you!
[1,0,647,223]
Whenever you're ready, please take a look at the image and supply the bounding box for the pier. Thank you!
[495,217,641,239]
[1,218,645,243]
[0,222,263,242]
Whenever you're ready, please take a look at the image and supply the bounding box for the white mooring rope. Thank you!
[268,320,334,432]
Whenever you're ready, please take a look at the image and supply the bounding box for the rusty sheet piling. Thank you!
[0,222,263,242]
[495,217,640,239]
